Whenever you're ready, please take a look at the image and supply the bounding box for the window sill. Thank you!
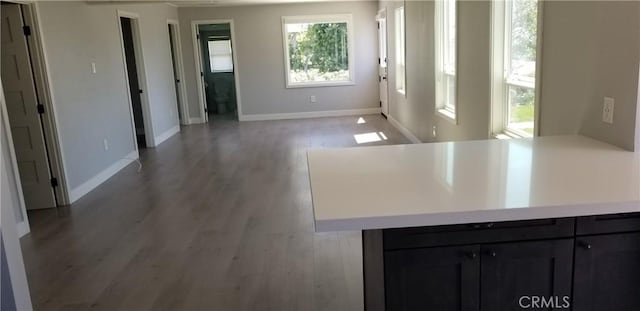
[286,80,355,89]
[436,108,457,124]
[494,130,532,140]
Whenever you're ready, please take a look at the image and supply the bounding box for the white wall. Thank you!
[177,1,379,120]
[34,2,180,192]
[382,0,640,150]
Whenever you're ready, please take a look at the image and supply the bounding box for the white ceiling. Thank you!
[87,0,364,8]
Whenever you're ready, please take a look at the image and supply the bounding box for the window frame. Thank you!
[395,6,406,95]
[491,0,543,138]
[435,0,458,123]
[281,14,355,89]
[207,38,234,73]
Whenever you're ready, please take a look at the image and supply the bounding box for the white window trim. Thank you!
[435,0,458,123]
[395,6,406,95]
[490,0,543,139]
[281,14,355,89]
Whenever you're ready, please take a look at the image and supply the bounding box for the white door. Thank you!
[377,10,389,117]
[1,3,56,210]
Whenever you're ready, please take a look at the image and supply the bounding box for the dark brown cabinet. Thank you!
[384,240,573,311]
[385,245,480,311]
[365,212,640,311]
[573,232,640,311]
[480,240,573,311]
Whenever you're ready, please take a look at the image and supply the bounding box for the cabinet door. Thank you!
[574,232,640,311]
[481,239,573,311]
[385,245,480,311]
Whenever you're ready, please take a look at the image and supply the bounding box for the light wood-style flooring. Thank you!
[21,115,409,311]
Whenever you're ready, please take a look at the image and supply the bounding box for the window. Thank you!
[208,39,233,73]
[395,6,405,94]
[492,0,539,137]
[282,15,354,88]
[435,0,457,121]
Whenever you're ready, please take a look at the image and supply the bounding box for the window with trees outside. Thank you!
[435,0,457,120]
[282,15,354,88]
[493,0,539,137]
[395,6,405,94]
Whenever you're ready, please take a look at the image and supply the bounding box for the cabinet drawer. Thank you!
[383,218,575,250]
[576,212,640,235]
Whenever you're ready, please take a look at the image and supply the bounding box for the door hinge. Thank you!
[37,104,45,114]
[139,89,143,94]
[23,25,32,37]
[377,22,380,29]
[200,72,204,77]
[197,34,200,39]
[379,100,382,107]
[50,177,58,188]
[378,57,381,65]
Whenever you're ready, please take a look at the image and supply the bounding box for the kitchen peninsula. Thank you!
[308,136,640,311]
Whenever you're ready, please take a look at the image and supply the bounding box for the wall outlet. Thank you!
[432,125,437,138]
[91,62,97,74]
[603,97,614,124]
[310,95,317,103]
[103,139,109,151]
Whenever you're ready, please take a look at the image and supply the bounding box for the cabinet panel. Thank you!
[384,218,574,250]
[385,245,480,311]
[573,232,640,311]
[576,212,640,235]
[480,239,574,311]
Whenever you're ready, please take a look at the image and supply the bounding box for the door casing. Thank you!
[191,19,243,123]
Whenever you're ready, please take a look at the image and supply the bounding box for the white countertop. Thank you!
[307,136,640,232]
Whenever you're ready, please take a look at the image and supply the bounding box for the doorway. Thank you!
[168,21,188,125]
[192,20,241,122]
[120,16,147,148]
[1,2,57,210]
[377,9,390,117]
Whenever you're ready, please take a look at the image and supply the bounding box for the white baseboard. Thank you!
[189,117,204,124]
[16,221,30,238]
[154,125,180,146]
[69,150,138,203]
[387,115,422,144]
[239,108,381,121]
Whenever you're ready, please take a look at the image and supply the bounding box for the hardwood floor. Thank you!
[21,115,409,311]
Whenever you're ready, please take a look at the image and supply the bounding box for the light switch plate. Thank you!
[310,95,317,103]
[603,97,614,124]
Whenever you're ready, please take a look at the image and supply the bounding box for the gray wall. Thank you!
[383,0,640,150]
[178,1,379,119]
[539,1,640,151]
[383,0,435,143]
[35,2,180,190]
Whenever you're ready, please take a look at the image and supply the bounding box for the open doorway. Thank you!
[1,2,57,212]
[377,9,389,118]
[192,20,241,122]
[120,16,146,148]
[168,20,188,125]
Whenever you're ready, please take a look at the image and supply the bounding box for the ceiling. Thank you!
[87,0,363,7]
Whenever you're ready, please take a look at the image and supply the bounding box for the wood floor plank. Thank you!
[20,115,409,310]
